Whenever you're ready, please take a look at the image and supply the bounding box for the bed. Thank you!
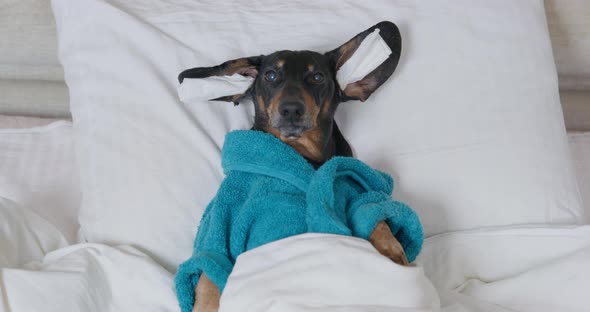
[1,1,590,311]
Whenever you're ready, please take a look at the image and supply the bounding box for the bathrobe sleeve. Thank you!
[346,191,423,263]
[306,157,424,262]
[175,195,235,312]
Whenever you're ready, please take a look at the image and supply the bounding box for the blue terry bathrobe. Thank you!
[175,130,423,312]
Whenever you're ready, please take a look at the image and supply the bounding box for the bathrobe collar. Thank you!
[222,130,394,195]
[222,130,316,191]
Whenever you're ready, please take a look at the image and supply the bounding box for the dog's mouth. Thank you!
[278,125,306,140]
[271,113,313,141]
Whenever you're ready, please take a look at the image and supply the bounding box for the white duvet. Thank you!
[2,198,590,312]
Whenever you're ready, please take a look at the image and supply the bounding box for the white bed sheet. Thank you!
[219,234,440,312]
[0,116,589,311]
[0,114,587,311]
[0,118,80,243]
[2,221,590,312]
[419,226,590,312]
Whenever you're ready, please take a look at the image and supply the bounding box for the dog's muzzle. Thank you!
[276,101,307,138]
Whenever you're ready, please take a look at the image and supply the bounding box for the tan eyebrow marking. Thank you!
[307,64,315,72]
[267,88,284,117]
[302,89,320,127]
[276,59,285,68]
[322,97,331,114]
[257,95,265,112]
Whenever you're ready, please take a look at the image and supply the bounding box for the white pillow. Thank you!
[569,132,590,223]
[51,0,582,270]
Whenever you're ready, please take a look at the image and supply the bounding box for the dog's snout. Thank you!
[279,102,305,119]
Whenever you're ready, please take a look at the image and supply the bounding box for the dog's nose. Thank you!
[279,102,305,119]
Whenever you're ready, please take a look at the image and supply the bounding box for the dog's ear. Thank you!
[326,21,401,102]
[178,55,263,104]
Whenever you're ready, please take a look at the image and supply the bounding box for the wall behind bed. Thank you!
[0,0,68,118]
[545,0,590,131]
[0,0,588,130]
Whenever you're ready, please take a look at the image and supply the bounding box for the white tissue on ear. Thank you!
[336,28,392,89]
[178,29,390,104]
[178,74,254,104]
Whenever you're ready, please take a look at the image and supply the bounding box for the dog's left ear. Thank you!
[178,55,263,104]
[326,21,401,102]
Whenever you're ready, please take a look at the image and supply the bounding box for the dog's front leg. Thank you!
[369,221,409,265]
[193,274,220,312]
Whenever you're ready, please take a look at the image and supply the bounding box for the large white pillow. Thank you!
[51,0,582,270]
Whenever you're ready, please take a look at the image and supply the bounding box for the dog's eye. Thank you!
[264,70,278,82]
[312,72,324,83]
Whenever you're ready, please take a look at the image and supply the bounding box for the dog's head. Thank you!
[179,21,401,164]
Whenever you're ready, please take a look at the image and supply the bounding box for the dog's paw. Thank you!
[369,221,410,266]
[193,274,220,312]
[376,238,409,266]
[193,305,218,312]
[193,300,219,312]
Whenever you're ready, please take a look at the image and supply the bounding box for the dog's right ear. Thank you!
[178,55,263,104]
[326,21,401,102]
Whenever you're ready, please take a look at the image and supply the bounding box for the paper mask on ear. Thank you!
[177,28,392,105]
[336,29,392,89]
[178,74,254,105]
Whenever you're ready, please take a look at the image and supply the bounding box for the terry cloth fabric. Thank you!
[175,130,423,312]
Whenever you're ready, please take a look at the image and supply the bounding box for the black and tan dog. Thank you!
[179,21,405,312]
